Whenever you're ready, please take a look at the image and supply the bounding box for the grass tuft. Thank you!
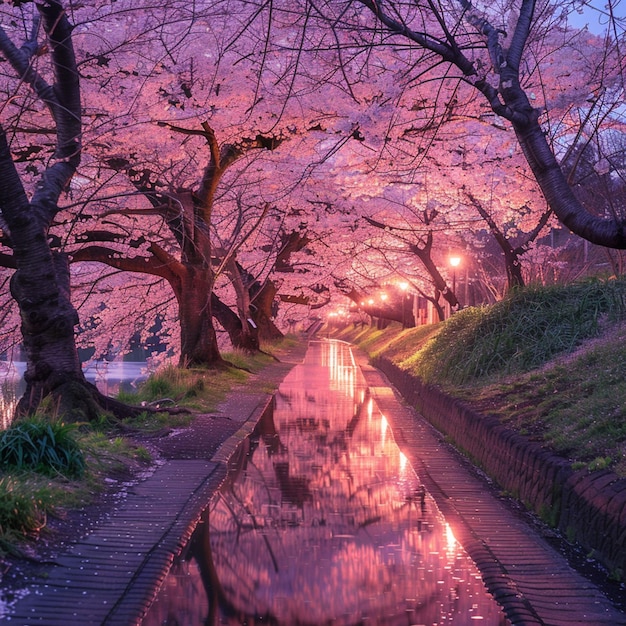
[0,475,49,547]
[0,419,85,478]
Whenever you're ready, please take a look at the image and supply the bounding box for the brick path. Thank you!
[1,340,625,625]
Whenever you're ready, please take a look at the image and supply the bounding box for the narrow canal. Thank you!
[142,340,509,625]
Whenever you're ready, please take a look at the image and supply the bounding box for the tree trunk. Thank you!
[497,23,626,248]
[0,2,111,421]
[504,250,525,289]
[408,240,461,312]
[223,257,261,352]
[211,293,260,352]
[251,280,284,341]
[1,156,133,420]
[513,117,626,248]
[70,245,227,367]
[10,241,94,418]
[176,268,225,367]
[464,191,528,290]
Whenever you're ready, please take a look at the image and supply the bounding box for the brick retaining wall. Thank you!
[372,356,626,578]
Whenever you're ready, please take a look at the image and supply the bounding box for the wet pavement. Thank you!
[1,339,625,625]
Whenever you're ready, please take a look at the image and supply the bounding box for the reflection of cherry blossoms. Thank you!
[203,341,507,625]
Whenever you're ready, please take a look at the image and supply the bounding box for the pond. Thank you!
[141,340,509,625]
[0,360,149,428]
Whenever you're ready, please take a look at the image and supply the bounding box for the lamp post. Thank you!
[449,255,461,310]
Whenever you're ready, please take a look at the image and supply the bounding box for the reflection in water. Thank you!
[143,341,508,625]
[0,382,19,431]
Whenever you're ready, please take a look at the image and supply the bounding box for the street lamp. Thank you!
[449,255,461,296]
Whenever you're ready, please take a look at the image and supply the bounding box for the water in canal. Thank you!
[143,340,509,625]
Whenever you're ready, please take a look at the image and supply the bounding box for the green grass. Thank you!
[466,329,626,476]
[0,421,155,555]
[0,475,51,551]
[333,323,440,361]
[411,279,626,386]
[117,350,276,415]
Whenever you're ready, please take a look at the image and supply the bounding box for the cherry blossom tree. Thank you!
[241,0,622,252]
[312,0,626,247]
[229,229,313,343]
[70,123,293,365]
[3,0,622,389]
[0,0,143,419]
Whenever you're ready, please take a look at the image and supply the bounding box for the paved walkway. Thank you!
[0,349,305,626]
[357,354,626,626]
[1,339,625,625]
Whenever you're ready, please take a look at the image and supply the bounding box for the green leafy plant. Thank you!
[0,420,85,478]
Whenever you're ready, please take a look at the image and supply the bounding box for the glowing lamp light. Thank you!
[449,255,462,308]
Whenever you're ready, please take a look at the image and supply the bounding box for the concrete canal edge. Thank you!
[372,355,626,581]
[98,340,308,626]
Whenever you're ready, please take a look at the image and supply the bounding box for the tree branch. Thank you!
[70,245,178,281]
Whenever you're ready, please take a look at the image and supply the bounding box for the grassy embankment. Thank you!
[0,337,298,555]
[332,278,626,478]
